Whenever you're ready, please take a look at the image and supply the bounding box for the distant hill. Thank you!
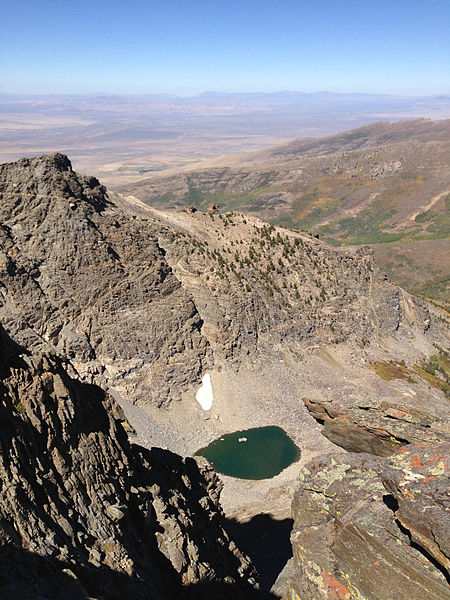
[120,119,450,306]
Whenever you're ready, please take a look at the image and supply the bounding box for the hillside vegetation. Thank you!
[121,119,450,306]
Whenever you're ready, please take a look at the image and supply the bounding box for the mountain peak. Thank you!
[1,152,73,176]
[31,151,73,171]
[0,152,109,214]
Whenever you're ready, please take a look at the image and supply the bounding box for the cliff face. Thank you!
[0,154,212,407]
[0,323,257,599]
[150,208,430,361]
[0,153,449,600]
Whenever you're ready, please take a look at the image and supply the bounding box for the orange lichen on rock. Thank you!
[410,455,423,468]
[321,570,353,600]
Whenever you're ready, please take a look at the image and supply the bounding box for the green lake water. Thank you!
[195,426,300,480]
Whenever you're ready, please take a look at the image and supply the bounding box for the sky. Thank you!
[1,0,449,96]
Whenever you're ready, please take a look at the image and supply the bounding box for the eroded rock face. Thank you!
[287,443,450,600]
[154,214,432,364]
[0,154,439,414]
[0,154,212,407]
[0,153,448,599]
[0,324,257,599]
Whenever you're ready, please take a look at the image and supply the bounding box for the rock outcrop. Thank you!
[1,153,449,600]
[0,154,212,407]
[303,392,449,456]
[287,443,449,599]
[151,211,432,364]
[0,155,439,414]
[0,323,257,599]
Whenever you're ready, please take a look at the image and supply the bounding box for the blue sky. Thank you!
[1,0,449,95]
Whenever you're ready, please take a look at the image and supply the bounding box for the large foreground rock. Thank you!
[287,443,450,599]
[0,323,257,599]
[303,393,449,457]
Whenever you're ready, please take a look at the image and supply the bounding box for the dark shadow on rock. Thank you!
[0,324,260,600]
[0,545,262,600]
[0,323,30,376]
[134,446,259,597]
[224,513,294,599]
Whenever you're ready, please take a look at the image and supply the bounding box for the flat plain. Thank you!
[1,92,449,187]
[2,94,449,306]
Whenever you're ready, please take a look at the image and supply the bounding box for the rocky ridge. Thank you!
[1,153,441,415]
[148,206,431,357]
[121,119,450,237]
[121,118,450,306]
[0,322,257,599]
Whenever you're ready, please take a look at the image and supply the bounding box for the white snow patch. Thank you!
[196,373,213,411]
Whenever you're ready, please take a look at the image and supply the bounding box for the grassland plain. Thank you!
[2,92,449,188]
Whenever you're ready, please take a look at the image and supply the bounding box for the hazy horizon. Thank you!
[2,90,450,100]
[1,0,449,96]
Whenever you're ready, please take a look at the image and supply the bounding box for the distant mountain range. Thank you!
[2,90,449,102]
[1,92,449,191]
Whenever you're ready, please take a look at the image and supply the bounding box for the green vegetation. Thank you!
[415,210,437,223]
[333,204,405,244]
[117,166,164,174]
[302,198,342,227]
[151,191,176,205]
[414,351,450,398]
[420,194,450,239]
[185,182,279,213]
[373,352,450,398]
[320,193,450,245]
[15,400,26,415]
[406,276,450,308]
[372,361,414,381]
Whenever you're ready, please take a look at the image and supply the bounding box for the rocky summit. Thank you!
[0,154,449,599]
[0,153,212,408]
